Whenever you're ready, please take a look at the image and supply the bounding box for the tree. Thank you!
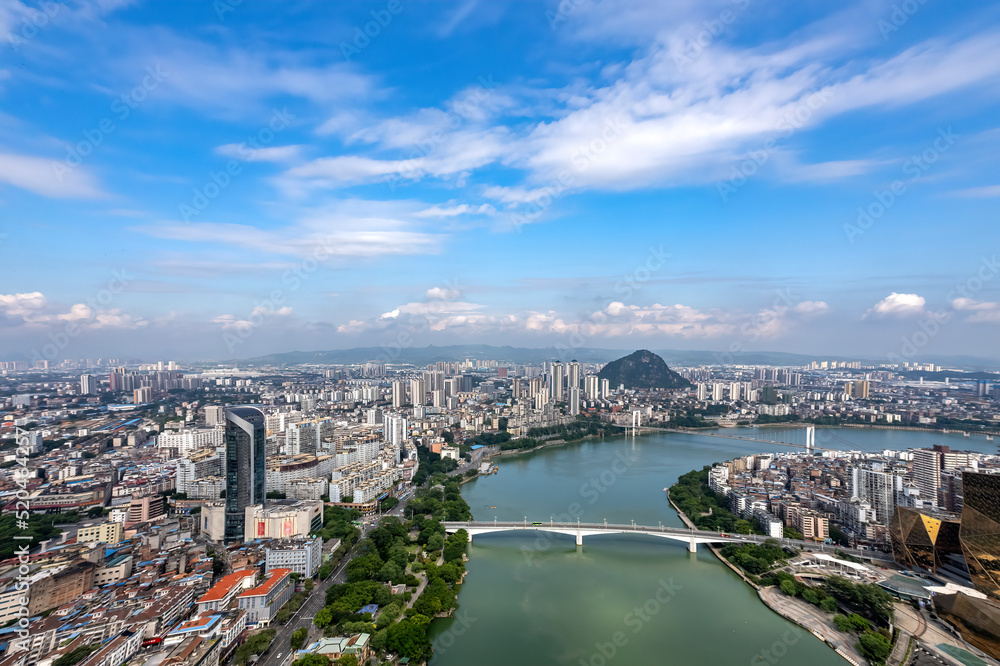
[314,607,333,630]
[784,527,804,541]
[386,615,432,662]
[293,655,330,666]
[53,645,99,666]
[734,519,754,535]
[780,580,797,597]
[820,597,839,613]
[334,656,358,666]
[290,627,307,651]
[856,630,891,665]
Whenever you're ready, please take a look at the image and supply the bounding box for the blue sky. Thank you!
[1,0,999,362]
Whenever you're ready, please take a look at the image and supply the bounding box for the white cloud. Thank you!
[215,144,304,163]
[286,25,1000,206]
[865,293,926,318]
[794,301,830,315]
[0,292,145,329]
[952,298,1000,323]
[950,184,1000,198]
[414,203,496,218]
[0,152,106,199]
[137,199,448,259]
[213,306,293,330]
[426,286,461,300]
[335,297,826,340]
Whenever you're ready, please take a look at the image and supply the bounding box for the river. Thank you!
[426,427,996,665]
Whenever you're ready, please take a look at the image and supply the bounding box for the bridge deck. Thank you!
[442,521,893,562]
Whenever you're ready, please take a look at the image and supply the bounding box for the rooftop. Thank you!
[237,568,291,599]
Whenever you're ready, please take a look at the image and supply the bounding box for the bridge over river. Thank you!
[443,520,893,561]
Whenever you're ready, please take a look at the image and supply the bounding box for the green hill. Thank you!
[598,350,691,390]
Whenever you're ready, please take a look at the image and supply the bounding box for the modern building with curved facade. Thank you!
[224,407,266,542]
[960,472,1000,600]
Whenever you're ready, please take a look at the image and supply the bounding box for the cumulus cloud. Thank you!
[426,286,462,300]
[864,293,926,318]
[0,292,145,329]
[335,296,828,341]
[212,306,293,330]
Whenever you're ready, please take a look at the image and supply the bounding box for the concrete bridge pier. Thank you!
[688,538,697,553]
[576,532,583,546]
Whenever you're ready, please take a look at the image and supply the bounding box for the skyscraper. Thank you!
[569,387,580,416]
[224,406,266,543]
[551,362,564,402]
[392,380,406,408]
[410,378,426,406]
[567,361,580,392]
[79,374,96,395]
[850,465,903,524]
[913,447,943,507]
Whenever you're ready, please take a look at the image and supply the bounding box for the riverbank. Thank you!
[667,491,865,664]
[490,430,605,457]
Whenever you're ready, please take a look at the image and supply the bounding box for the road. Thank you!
[257,495,414,666]
[894,602,1000,666]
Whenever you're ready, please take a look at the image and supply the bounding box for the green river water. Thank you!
[426,427,996,666]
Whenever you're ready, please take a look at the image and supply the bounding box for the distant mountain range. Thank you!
[598,350,691,389]
[228,345,1000,371]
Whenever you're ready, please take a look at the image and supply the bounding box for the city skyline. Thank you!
[2,1,999,362]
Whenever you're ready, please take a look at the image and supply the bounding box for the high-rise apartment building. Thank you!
[584,374,599,400]
[913,447,943,507]
[205,405,225,426]
[392,380,406,408]
[567,362,580,392]
[409,379,426,406]
[80,374,96,395]
[551,362,564,402]
[850,466,904,524]
[224,407,266,542]
[569,387,580,416]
